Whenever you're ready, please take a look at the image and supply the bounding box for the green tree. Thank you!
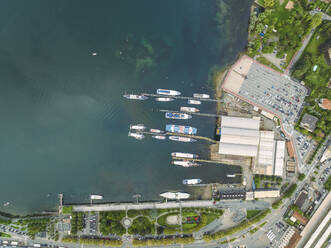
[264,0,275,8]
[310,13,322,28]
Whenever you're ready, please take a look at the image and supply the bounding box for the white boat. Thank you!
[152,135,166,140]
[165,112,192,120]
[171,152,198,159]
[169,136,196,142]
[128,132,144,140]
[3,202,10,207]
[188,99,201,105]
[90,195,103,200]
[193,93,210,99]
[183,179,202,185]
[172,160,200,167]
[155,97,174,102]
[150,129,163,133]
[226,174,236,178]
[123,94,148,100]
[160,191,190,200]
[156,89,181,96]
[130,124,146,131]
[180,107,199,113]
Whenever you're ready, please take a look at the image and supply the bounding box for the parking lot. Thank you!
[263,221,289,248]
[293,130,315,162]
[0,224,26,237]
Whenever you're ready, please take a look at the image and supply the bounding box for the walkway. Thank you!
[72,200,214,212]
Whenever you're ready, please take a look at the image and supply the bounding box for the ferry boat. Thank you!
[90,194,103,200]
[123,94,148,100]
[160,191,190,200]
[150,129,163,133]
[130,124,146,131]
[169,136,196,142]
[152,135,166,140]
[226,174,236,178]
[180,107,200,113]
[166,124,197,135]
[156,89,181,96]
[165,112,192,120]
[172,160,200,167]
[193,93,210,99]
[183,179,202,185]
[171,152,198,159]
[128,132,144,140]
[155,97,174,102]
[188,99,201,105]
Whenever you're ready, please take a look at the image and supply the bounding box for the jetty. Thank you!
[138,131,218,143]
[159,109,227,118]
[142,93,224,103]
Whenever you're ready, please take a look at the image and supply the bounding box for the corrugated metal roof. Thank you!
[218,143,258,157]
[221,116,260,130]
[274,141,285,177]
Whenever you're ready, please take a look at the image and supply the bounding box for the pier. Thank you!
[142,93,224,103]
[139,131,219,143]
[159,109,227,118]
[173,157,229,165]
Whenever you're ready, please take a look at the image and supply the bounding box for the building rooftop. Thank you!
[295,190,308,209]
[292,211,308,225]
[300,113,318,132]
[319,98,331,110]
[286,141,295,158]
[254,189,280,198]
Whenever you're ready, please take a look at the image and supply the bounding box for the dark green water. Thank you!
[0,0,251,214]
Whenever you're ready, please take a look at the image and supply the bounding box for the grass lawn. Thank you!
[128,216,155,236]
[246,210,262,219]
[249,227,259,234]
[62,206,72,215]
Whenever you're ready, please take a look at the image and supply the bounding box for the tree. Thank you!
[264,0,275,8]
[298,173,305,181]
[310,13,323,28]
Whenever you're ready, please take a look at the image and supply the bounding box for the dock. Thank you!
[159,109,227,118]
[142,93,224,103]
[139,131,218,143]
[173,157,229,165]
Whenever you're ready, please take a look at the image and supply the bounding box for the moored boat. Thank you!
[152,135,166,140]
[172,160,200,167]
[123,94,148,100]
[155,97,174,102]
[150,129,163,133]
[193,93,210,99]
[188,99,201,105]
[180,107,200,113]
[166,124,197,135]
[226,174,236,178]
[130,124,146,131]
[171,152,198,159]
[128,132,144,140]
[169,136,196,142]
[156,89,181,96]
[160,191,190,200]
[165,112,192,120]
[90,194,103,200]
[183,179,202,185]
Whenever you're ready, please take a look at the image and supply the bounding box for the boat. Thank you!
[180,107,200,113]
[155,97,174,102]
[183,179,202,185]
[171,152,198,159]
[226,174,236,178]
[152,135,166,140]
[172,160,200,167]
[130,124,146,131]
[160,191,190,200]
[123,94,148,100]
[169,136,196,142]
[188,99,201,105]
[166,124,197,135]
[3,202,10,207]
[150,129,163,133]
[90,195,103,200]
[128,132,144,140]
[156,89,181,96]
[165,112,192,120]
[193,93,210,99]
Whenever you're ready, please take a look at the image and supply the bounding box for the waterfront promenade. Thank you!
[72,200,214,212]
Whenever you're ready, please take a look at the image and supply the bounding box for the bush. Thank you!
[283,184,297,198]
[325,175,331,191]
[298,173,305,181]
[272,199,283,209]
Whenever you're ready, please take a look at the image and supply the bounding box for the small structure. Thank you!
[254,189,280,198]
[285,1,294,9]
[321,145,331,163]
[294,190,308,209]
[286,141,295,158]
[300,113,318,132]
[286,161,296,174]
[313,65,318,72]
[318,98,331,110]
[292,211,308,225]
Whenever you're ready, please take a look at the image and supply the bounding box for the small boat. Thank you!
[3,202,10,207]
[166,124,197,135]
[150,129,163,133]
[169,136,196,142]
[155,97,174,102]
[171,152,198,159]
[152,135,166,140]
[90,195,103,200]
[128,132,144,140]
[156,89,181,96]
[226,174,236,178]
[130,124,146,131]
[180,107,199,113]
[193,93,210,99]
[188,99,201,105]
[172,160,200,167]
[183,179,202,185]
[123,94,148,100]
[165,112,192,120]
[160,191,190,200]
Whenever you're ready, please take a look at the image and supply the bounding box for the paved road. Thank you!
[310,10,331,21]
[216,200,270,210]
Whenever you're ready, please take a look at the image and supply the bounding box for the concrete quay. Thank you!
[72,200,214,212]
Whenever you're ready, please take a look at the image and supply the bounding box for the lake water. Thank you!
[0,0,252,214]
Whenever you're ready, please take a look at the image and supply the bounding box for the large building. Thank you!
[218,116,260,157]
[274,141,285,177]
[300,113,318,132]
[255,131,275,175]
